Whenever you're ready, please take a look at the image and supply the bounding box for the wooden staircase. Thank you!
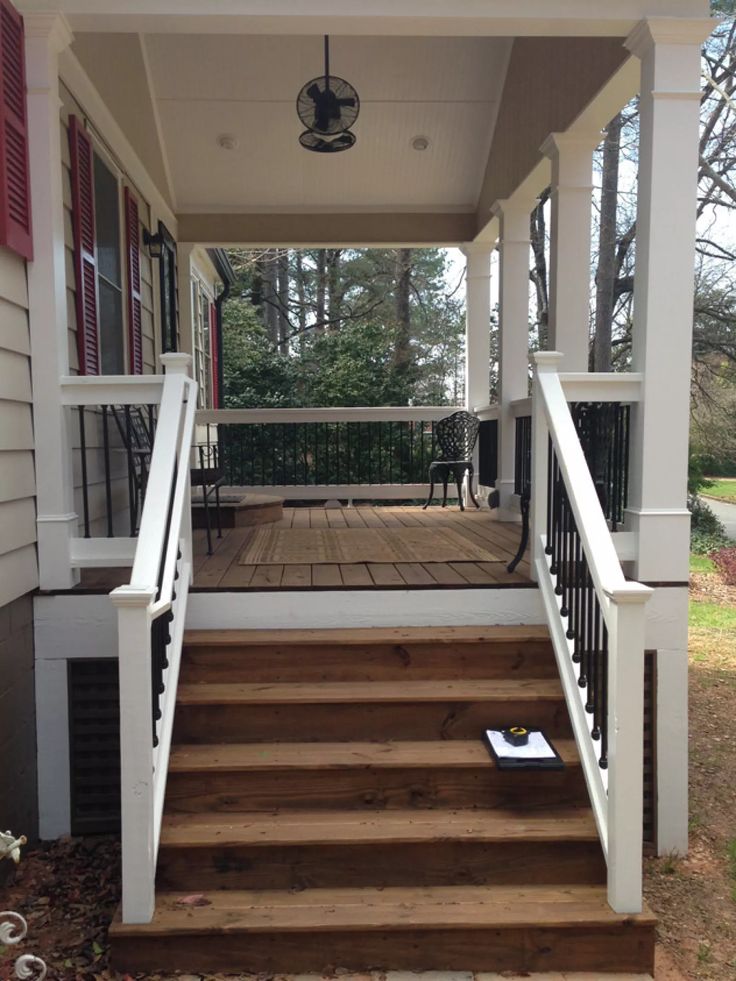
[110,625,655,975]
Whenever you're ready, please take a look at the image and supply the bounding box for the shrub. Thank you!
[689,494,731,554]
[713,547,736,585]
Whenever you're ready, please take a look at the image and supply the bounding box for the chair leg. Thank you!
[454,472,465,512]
[202,485,213,556]
[507,492,530,573]
[466,466,480,510]
[423,478,435,510]
[441,479,448,508]
[215,483,223,539]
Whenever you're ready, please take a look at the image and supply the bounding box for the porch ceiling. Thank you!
[78,33,513,217]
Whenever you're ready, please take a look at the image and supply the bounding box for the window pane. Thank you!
[99,280,124,374]
[94,155,121,287]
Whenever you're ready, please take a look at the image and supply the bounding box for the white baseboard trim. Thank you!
[186,587,544,630]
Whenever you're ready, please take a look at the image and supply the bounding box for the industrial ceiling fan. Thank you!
[296,36,360,153]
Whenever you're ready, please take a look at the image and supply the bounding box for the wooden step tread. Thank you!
[111,884,656,936]
[160,807,598,847]
[183,625,550,647]
[169,738,580,772]
[177,678,563,705]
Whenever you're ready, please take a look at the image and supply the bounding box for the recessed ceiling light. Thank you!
[411,135,430,151]
[217,134,238,150]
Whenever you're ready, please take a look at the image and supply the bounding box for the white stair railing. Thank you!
[531,352,652,914]
[110,354,197,924]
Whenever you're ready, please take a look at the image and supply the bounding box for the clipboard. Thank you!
[483,727,565,770]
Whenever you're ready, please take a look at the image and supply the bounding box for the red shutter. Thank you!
[0,0,32,259]
[124,187,143,374]
[68,115,99,375]
[209,301,220,408]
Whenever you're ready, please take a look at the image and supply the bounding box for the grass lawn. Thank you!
[690,552,716,573]
[703,477,736,502]
[645,567,736,979]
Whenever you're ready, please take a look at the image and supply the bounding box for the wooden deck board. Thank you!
[75,506,533,593]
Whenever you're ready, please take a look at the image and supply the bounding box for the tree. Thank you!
[221,247,467,410]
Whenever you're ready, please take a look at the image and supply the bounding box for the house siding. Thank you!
[0,245,38,607]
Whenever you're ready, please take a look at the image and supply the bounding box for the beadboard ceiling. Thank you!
[140,33,512,213]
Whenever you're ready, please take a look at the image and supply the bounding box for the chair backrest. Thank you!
[112,405,154,458]
[435,410,480,461]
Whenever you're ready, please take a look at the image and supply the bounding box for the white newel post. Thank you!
[541,132,597,372]
[530,353,563,576]
[25,14,77,589]
[492,198,533,517]
[462,244,492,504]
[111,585,156,924]
[160,353,194,578]
[605,584,651,914]
[625,17,712,856]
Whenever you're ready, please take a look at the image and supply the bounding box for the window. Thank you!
[93,153,124,375]
[158,222,178,353]
[68,114,145,377]
[192,276,214,409]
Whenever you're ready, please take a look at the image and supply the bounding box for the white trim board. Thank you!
[186,587,544,630]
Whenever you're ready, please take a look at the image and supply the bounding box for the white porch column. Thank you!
[25,14,77,589]
[625,17,712,856]
[463,243,492,413]
[177,244,195,357]
[462,243,492,503]
[492,197,533,517]
[541,132,597,371]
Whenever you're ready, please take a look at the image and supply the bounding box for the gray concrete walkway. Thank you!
[702,496,736,540]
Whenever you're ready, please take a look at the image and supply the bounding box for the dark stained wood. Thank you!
[164,739,588,813]
[172,677,570,744]
[109,612,656,978]
[112,921,655,976]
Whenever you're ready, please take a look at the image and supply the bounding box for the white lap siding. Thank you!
[0,247,38,606]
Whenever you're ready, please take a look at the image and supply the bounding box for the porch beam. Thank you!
[624,15,713,858]
[492,196,535,517]
[24,13,78,590]
[24,1,709,38]
[541,131,599,371]
[176,212,476,248]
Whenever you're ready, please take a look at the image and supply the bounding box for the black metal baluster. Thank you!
[546,438,554,556]
[568,528,580,641]
[103,406,114,537]
[558,483,568,606]
[78,407,90,538]
[599,623,609,768]
[587,599,600,716]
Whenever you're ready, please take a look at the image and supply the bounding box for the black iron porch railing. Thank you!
[75,403,158,538]
[513,401,631,531]
[213,419,441,489]
[546,440,609,768]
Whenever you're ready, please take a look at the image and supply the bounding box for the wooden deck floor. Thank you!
[192,506,532,591]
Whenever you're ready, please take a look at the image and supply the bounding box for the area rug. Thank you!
[238,526,502,565]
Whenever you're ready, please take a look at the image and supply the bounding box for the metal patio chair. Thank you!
[422,410,481,511]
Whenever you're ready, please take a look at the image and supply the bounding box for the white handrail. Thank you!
[60,375,164,406]
[196,405,462,424]
[531,352,651,915]
[110,354,197,925]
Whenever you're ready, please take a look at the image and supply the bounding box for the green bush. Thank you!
[689,494,731,554]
